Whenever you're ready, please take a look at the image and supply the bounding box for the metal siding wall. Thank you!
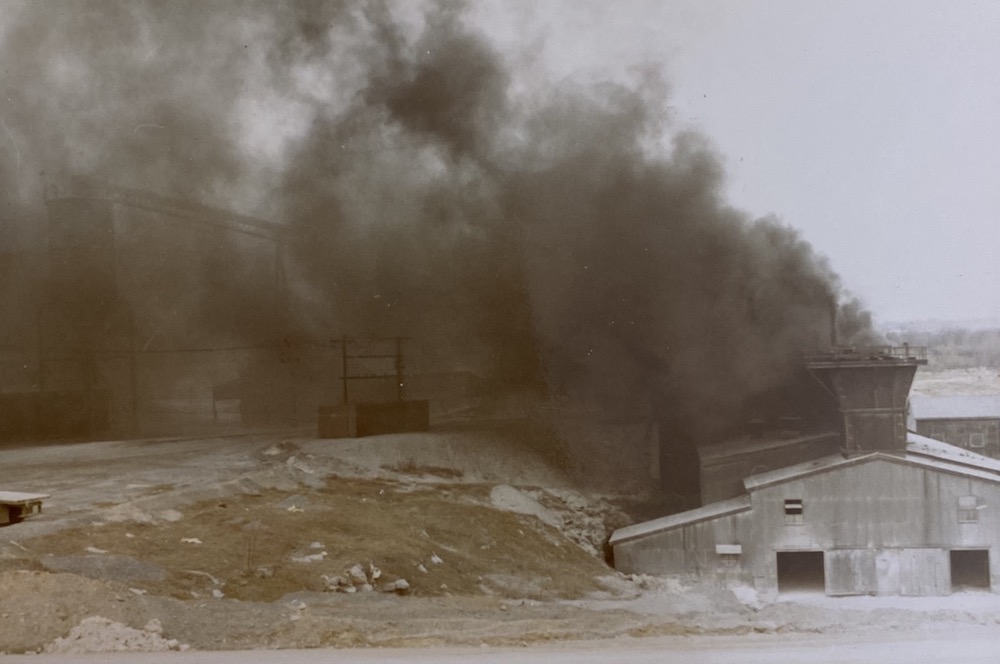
[613,511,754,581]
[898,548,949,596]
[826,549,877,595]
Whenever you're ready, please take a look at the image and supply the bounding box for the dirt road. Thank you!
[3,628,1000,664]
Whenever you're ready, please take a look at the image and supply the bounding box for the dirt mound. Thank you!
[21,480,611,603]
[0,571,148,654]
[43,616,187,653]
[297,426,572,488]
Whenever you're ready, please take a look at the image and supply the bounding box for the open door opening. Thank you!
[950,549,990,591]
[776,550,825,593]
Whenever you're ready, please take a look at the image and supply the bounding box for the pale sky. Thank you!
[473,1,1000,326]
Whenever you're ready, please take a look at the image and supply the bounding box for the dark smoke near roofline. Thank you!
[0,1,877,451]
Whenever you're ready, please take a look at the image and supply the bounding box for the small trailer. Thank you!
[0,491,49,526]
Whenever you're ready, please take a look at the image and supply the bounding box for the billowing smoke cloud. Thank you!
[0,1,875,449]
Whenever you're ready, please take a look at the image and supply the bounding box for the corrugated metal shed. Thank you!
[911,394,1000,420]
[611,435,1000,596]
[609,495,752,546]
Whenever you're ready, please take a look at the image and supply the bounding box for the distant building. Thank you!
[910,395,1000,459]
[0,178,298,439]
[698,432,841,505]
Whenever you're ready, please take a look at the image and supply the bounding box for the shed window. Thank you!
[784,499,804,525]
[959,496,981,523]
[970,433,986,449]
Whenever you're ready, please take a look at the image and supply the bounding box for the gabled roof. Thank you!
[608,495,752,546]
[743,448,1000,492]
[910,394,1000,420]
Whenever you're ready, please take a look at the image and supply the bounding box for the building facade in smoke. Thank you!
[1,176,485,440]
[0,2,885,485]
[0,177,309,438]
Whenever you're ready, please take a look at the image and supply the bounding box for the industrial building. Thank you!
[609,345,1000,597]
[0,178,467,442]
[910,394,1000,459]
[0,177,327,440]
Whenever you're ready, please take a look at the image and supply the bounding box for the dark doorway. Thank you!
[950,549,990,591]
[776,551,825,593]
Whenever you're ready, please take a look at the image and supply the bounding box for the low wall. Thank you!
[318,400,430,438]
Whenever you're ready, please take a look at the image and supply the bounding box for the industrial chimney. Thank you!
[805,345,927,456]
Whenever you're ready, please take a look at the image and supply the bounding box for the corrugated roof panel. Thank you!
[906,432,1000,473]
[609,495,752,546]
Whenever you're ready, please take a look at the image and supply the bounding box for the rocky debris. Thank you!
[348,563,367,584]
[285,456,326,489]
[325,563,409,595]
[525,488,634,557]
[43,616,188,654]
[490,485,562,529]
[291,551,327,563]
[380,579,410,594]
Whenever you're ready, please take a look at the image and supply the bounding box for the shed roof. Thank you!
[906,432,1000,473]
[608,495,752,546]
[910,394,1000,420]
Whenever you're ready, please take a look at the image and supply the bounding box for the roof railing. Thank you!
[804,345,928,363]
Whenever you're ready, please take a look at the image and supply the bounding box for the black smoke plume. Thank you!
[0,1,876,456]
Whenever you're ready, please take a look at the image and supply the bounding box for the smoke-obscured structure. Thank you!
[0,1,877,488]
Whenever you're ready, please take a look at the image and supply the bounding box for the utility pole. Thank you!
[127,306,139,436]
[395,336,405,401]
[36,305,45,392]
[340,334,350,405]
